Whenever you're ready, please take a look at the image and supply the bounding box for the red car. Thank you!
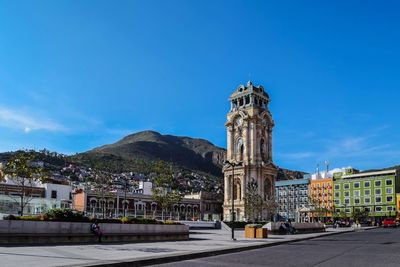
[383,218,397,228]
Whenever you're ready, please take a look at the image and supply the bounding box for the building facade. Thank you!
[72,189,223,221]
[276,178,310,222]
[223,81,278,221]
[333,169,399,219]
[309,177,333,220]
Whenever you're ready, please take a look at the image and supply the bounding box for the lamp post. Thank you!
[225,160,242,241]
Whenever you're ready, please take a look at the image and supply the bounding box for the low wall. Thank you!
[0,220,189,245]
[180,220,220,229]
[264,222,325,234]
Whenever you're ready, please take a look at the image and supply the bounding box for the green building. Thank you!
[333,168,399,219]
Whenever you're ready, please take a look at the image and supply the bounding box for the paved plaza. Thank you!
[155,228,400,267]
[0,228,354,267]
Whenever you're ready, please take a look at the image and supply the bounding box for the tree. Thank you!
[244,179,264,222]
[351,209,369,224]
[152,161,182,220]
[0,150,47,216]
[86,168,114,218]
[263,194,277,222]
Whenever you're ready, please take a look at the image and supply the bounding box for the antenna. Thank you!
[325,160,330,176]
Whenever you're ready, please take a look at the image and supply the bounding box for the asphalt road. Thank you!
[152,228,400,267]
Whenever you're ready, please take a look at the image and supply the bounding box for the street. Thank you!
[152,228,400,267]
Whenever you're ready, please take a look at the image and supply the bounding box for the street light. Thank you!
[224,160,242,241]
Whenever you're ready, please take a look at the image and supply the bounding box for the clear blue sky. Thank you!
[0,0,399,173]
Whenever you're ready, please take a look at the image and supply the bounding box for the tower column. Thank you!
[268,128,273,161]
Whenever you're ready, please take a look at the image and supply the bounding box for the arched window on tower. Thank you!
[260,138,266,162]
[233,179,241,200]
[236,138,244,161]
[264,178,272,200]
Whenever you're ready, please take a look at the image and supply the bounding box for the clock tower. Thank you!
[223,81,278,221]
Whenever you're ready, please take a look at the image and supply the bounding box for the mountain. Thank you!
[72,130,226,177]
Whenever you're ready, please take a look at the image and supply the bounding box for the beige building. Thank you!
[223,81,278,221]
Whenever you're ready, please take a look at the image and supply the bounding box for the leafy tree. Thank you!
[351,209,369,224]
[0,150,47,216]
[244,179,264,222]
[152,161,182,220]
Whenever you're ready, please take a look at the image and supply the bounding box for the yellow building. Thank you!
[397,193,400,218]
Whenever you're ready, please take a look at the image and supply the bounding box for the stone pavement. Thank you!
[0,227,358,267]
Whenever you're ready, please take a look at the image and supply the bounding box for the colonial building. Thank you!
[72,188,223,221]
[223,81,278,221]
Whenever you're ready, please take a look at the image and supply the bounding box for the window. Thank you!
[375,180,381,187]
[51,190,57,199]
[354,182,360,188]
[344,191,350,197]
[336,208,341,213]
[375,206,382,212]
[365,198,370,204]
[387,206,394,212]
[354,198,360,204]
[334,200,340,205]
[386,188,393,194]
[344,183,350,189]
[386,179,393,186]
[364,207,371,212]
[375,189,381,195]
[364,181,370,187]
[345,208,351,213]
[364,189,370,195]
[334,184,340,190]
[344,199,350,205]
[375,196,382,203]
[334,192,340,198]
[387,196,393,202]
[354,190,360,197]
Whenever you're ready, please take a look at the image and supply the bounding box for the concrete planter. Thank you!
[244,225,257,238]
[256,227,268,238]
[0,220,189,244]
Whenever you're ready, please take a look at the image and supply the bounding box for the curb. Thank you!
[73,229,355,267]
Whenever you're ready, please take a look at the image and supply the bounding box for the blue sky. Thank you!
[0,0,400,173]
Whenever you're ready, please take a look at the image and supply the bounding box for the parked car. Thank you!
[383,218,397,228]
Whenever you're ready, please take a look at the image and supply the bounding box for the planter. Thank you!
[244,225,257,238]
[256,228,268,238]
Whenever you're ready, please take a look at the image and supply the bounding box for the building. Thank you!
[0,178,72,216]
[309,176,333,221]
[397,193,400,218]
[223,81,278,221]
[276,178,310,222]
[72,188,223,221]
[333,168,399,220]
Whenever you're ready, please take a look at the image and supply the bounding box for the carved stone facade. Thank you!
[223,81,278,221]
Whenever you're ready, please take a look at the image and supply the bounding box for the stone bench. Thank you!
[264,222,326,235]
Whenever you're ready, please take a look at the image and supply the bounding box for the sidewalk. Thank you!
[0,228,356,267]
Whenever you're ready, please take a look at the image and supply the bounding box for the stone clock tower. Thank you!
[223,81,278,221]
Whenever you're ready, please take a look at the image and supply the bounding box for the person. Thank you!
[279,222,287,235]
[91,220,102,243]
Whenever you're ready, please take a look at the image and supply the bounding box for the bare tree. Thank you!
[86,168,114,218]
[244,179,263,222]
